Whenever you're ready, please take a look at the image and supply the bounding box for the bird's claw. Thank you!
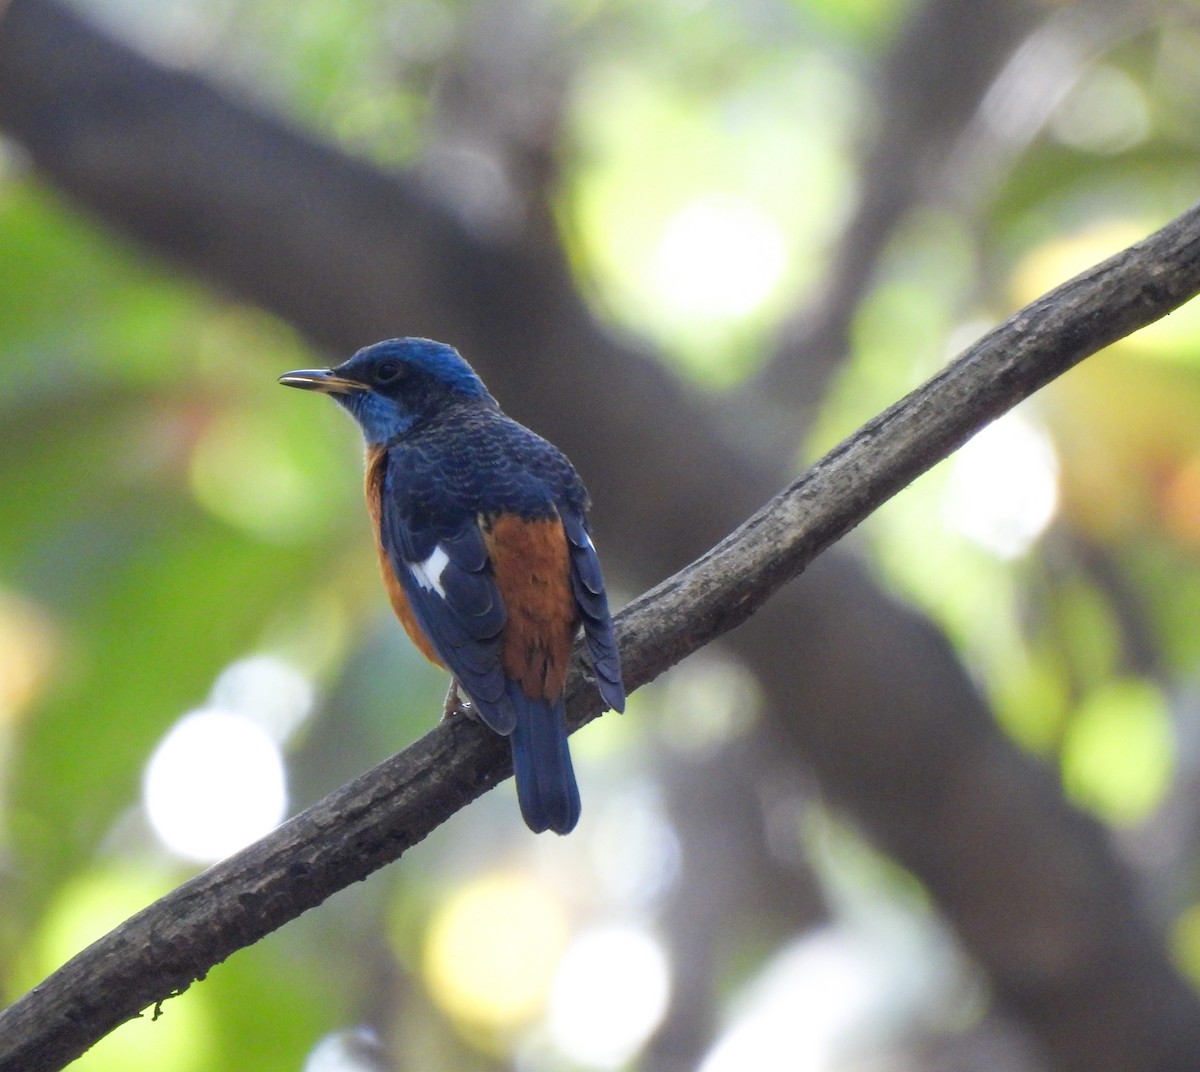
[441,680,475,722]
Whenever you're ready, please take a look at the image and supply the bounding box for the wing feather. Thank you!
[378,457,515,731]
[561,510,625,712]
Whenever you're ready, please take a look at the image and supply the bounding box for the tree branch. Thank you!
[755,0,1040,416]
[3,191,1200,1072]
[5,3,1200,1068]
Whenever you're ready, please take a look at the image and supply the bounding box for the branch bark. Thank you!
[3,190,1200,1072]
[4,3,1200,1070]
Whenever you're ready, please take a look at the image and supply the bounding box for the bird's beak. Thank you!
[277,369,368,395]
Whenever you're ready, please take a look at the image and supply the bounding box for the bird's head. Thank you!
[279,338,495,444]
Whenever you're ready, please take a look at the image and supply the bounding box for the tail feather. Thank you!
[508,684,581,835]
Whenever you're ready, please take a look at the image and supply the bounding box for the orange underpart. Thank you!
[366,447,445,668]
[482,512,577,702]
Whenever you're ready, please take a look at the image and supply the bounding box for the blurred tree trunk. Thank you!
[1,1,1198,1070]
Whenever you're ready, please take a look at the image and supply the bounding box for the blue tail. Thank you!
[508,683,581,835]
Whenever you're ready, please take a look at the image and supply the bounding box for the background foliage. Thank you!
[5,0,1200,1069]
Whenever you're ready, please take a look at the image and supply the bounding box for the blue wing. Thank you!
[377,461,517,735]
[561,509,625,713]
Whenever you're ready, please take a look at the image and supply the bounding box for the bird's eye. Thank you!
[374,360,404,385]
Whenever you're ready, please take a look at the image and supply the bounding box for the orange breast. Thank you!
[482,512,578,702]
[365,446,445,668]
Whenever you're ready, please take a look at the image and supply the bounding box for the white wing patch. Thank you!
[410,545,451,599]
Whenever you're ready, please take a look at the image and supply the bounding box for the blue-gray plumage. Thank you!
[279,338,624,834]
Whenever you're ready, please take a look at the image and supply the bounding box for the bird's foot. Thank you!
[441,680,475,722]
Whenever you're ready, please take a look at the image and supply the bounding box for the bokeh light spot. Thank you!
[1173,903,1200,988]
[1161,455,1200,552]
[189,409,324,543]
[1062,678,1174,825]
[1011,220,1144,306]
[590,789,681,909]
[304,1027,388,1072]
[698,929,884,1072]
[210,653,315,742]
[548,924,670,1068]
[423,871,568,1034]
[650,195,788,322]
[0,590,56,726]
[943,412,1058,558]
[659,653,760,757]
[1051,64,1150,155]
[144,709,287,862]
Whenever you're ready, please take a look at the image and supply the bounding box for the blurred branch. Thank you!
[656,3,1044,1060]
[943,0,1146,211]
[3,3,1200,1071]
[752,0,1144,440]
[4,188,1200,1072]
[755,0,1040,422]
[418,0,570,235]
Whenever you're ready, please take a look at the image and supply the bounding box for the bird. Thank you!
[279,337,624,834]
